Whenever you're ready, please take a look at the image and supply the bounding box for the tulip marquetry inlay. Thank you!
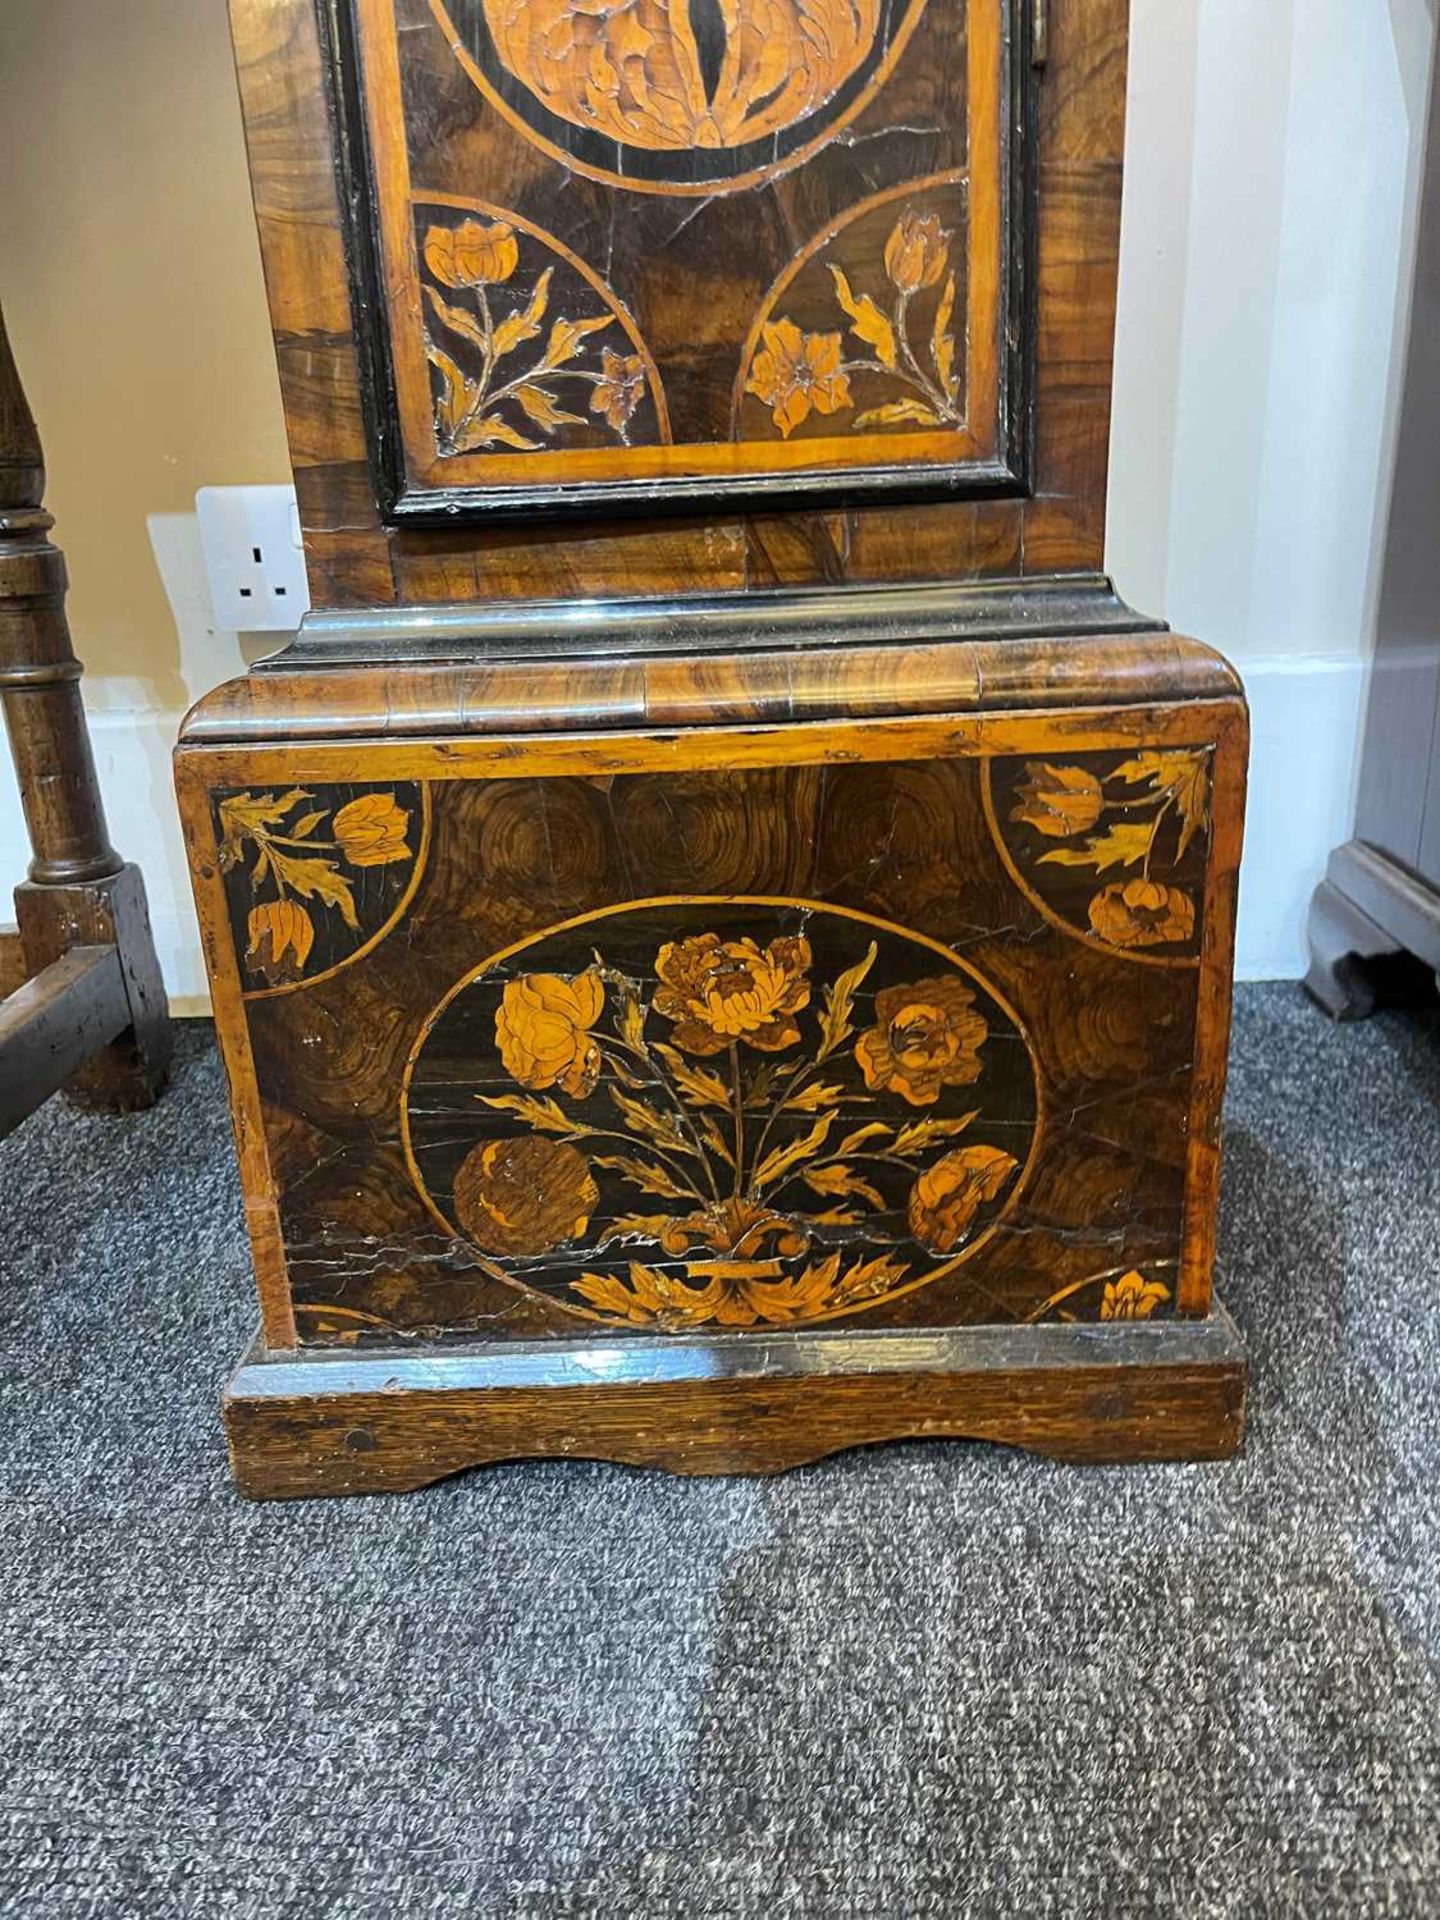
[215,783,428,994]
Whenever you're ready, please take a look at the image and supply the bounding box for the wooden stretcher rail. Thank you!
[0,945,130,1139]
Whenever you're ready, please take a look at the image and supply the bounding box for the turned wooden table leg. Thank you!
[0,303,171,1123]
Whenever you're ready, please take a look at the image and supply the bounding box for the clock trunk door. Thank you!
[340,0,1030,519]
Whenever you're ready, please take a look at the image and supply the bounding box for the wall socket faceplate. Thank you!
[196,484,311,632]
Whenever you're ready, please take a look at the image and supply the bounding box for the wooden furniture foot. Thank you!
[11,868,171,1114]
[0,304,172,1134]
[1305,841,1440,1022]
[1305,876,1402,1021]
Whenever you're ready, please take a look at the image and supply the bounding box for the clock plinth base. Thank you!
[177,616,1249,1501]
[224,1306,1247,1500]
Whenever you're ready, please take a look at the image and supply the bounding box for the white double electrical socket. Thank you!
[195,484,311,632]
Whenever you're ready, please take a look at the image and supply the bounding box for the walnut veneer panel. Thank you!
[177,650,1246,1353]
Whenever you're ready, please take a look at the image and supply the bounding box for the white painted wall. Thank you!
[1110,0,1437,976]
[0,0,1435,999]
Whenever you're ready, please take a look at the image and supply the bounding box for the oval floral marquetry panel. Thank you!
[983,750,1213,967]
[416,199,669,460]
[215,782,429,997]
[734,173,967,444]
[401,897,1040,1332]
[431,0,934,195]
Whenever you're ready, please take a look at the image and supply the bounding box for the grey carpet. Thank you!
[1,984,1437,1918]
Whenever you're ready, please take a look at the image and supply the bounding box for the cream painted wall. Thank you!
[0,0,1435,997]
[0,0,291,694]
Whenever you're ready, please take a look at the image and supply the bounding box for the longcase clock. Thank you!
[175,0,1250,1497]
